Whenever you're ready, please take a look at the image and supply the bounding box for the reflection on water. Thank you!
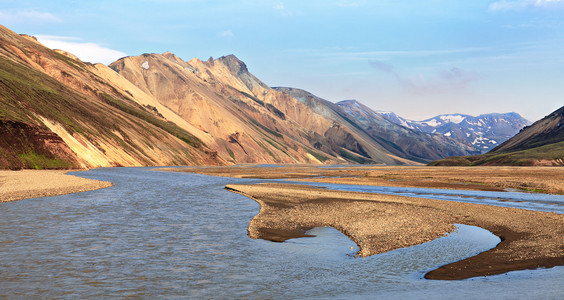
[0,168,562,298]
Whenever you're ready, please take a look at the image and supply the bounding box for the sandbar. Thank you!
[226,182,564,280]
[0,170,112,202]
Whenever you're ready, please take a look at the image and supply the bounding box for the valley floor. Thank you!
[167,165,564,194]
[168,165,564,280]
[0,170,112,202]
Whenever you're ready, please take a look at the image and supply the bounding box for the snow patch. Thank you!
[440,115,465,124]
[142,61,149,70]
[444,131,452,137]
[423,119,441,127]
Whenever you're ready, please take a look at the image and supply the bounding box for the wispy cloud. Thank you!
[274,2,299,17]
[218,29,235,38]
[368,59,394,73]
[369,60,479,95]
[489,0,564,11]
[0,10,61,24]
[36,35,127,65]
[400,68,479,95]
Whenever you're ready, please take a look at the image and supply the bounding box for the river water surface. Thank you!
[0,167,562,299]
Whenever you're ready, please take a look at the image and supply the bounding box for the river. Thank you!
[0,167,562,299]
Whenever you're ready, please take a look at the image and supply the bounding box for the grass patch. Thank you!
[225,145,235,160]
[306,149,329,162]
[249,118,283,138]
[340,150,372,164]
[99,93,202,147]
[19,152,72,169]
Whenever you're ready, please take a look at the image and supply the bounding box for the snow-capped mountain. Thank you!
[377,111,531,153]
[335,100,480,162]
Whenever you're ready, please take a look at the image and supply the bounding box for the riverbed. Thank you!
[0,167,562,298]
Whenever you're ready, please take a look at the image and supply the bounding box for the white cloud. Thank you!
[0,10,61,24]
[218,29,235,38]
[274,2,298,16]
[36,35,127,65]
[489,0,564,11]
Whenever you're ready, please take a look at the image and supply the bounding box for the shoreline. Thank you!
[225,182,564,280]
[0,169,112,202]
[164,165,564,194]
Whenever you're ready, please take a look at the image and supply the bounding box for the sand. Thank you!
[166,165,564,194]
[226,182,564,280]
[0,170,112,202]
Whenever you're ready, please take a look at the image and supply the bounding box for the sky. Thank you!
[1,0,563,121]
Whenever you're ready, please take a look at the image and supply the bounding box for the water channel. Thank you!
[0,167,562,298]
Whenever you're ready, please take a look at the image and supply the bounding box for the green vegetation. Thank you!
[225,145,235,160]
[306,149,329,162]
[340,150,372,164]
[250,136,276,160]
[249,118,283,138]
[430,141,564,166]
[99,93,202,147]
[19,152,72,170]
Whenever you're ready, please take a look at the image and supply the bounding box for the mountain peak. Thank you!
[337,99,360,105]
[216,54,248,75]
[162,51,185,65]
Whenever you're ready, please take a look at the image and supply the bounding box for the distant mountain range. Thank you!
[375,110,531,153]
[431,105,564,166]
[0,24,550,169]
[335,100,479,162]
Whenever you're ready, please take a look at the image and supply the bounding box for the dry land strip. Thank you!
[0,170,112,202]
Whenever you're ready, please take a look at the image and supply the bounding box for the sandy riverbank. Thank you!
[226,182,564,280]
[0,170,112,202]
[166,165,564,194]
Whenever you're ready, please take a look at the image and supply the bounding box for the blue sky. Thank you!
[1,0,563,121]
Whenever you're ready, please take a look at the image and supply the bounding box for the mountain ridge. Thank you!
[374,109,531,153]
[430,105,564,166]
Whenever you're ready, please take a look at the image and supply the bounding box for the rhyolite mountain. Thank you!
[0,24,414,168]
[377,111,531,153]
[0,25,223,169]
[430,106,564,166]
[108,53,413,165]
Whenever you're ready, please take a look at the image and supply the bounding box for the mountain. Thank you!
[272,87,420,164]
[0,25,222,169]
[108,53,415,165]
[335,100,479,162]
[430,106,564,166]
[0,24,420,169]
[378,111,531,153]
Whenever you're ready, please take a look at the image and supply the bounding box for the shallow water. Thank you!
[297,181,564,214]
[0,167,562,299]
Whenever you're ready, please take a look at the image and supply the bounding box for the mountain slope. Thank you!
[273,88,419,165]
[430,106,564,166]
[0,25,221,169]
[110,54,417,165]
[378,111,531,153]
[336,100,479,162]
